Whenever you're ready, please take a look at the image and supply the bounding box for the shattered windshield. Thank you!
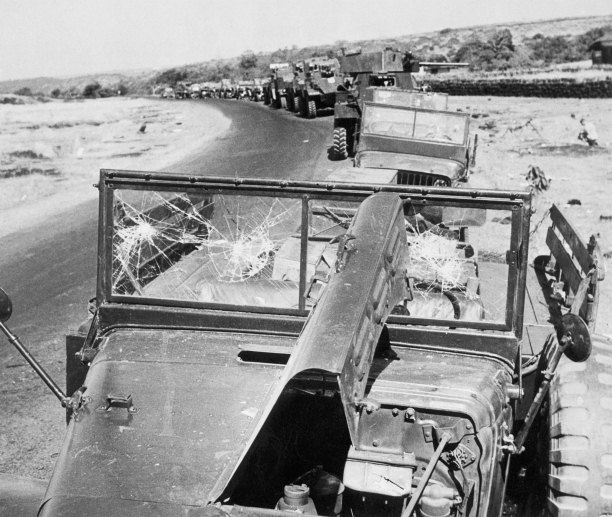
[109,186,516,327]
[111,189,355,310]
[362,104,468,145]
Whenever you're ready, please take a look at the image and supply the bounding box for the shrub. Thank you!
[155,68,188,85]
[97,87,115,98]
[51,88,62,98]
[14,87,33,96]
[83,82,101,98]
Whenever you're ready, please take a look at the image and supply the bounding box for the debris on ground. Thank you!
[525,165,550,192]
[600,215,612,221]
[567,198,582,206]
[502,118,542,138]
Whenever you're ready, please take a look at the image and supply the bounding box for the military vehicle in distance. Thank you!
[333,48,420,156]
[351,87,477,186]
[293,57,342,119]
[0,170,609,516]
[263,62,294,109]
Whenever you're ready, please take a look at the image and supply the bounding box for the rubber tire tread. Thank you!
[307,99,317,119]
[546,334,612,516]
[295,96,302,116]
[332,127,348,160]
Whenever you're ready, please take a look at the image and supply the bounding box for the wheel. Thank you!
[547,338,612,516]
[332,127,348,160]
[286,93,294,112]
[521,335,612,516]
[307,99,317,119]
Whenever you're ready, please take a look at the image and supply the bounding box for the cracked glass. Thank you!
[109,187,514,325]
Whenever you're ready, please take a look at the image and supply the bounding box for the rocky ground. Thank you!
[451,95,612,335]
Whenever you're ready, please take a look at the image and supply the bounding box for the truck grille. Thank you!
[397,171,451,187]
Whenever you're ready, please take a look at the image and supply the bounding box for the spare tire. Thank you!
[332,127,348,160]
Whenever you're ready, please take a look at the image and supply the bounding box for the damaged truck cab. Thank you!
[0,170,607,516]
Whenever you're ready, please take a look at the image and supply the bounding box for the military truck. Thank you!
[339,87,477,186]
[332,86,450,161]
[1,170,608,516]
[293,57,342,119]
[284,61,303,113]
[174,82,191,99]
[333,48,420,152]
[264,62,294,109]
[190,83,203,99]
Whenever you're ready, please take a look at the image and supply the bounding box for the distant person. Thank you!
[578,117,598,147]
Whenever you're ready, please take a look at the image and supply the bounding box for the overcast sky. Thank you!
[1,0,610,81]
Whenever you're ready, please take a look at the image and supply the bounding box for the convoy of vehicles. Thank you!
[2,44,609,517]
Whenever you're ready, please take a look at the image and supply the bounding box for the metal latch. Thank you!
[96,394,138,414]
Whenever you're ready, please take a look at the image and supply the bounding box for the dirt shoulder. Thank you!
[449,95,612,334]
[0,97,231,239]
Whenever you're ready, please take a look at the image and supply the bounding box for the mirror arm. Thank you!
[0,320,71,407]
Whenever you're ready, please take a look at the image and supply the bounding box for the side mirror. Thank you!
[0,288,12,323]
[559,313,592,362]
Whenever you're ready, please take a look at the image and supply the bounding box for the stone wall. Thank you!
[426,77,612,98]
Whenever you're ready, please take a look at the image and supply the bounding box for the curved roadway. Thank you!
[1,100,335,348]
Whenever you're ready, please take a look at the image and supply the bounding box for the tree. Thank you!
[454,29,516,70]
[83,82,101,98]
[240,51,258,72]
[14,87,33,96]
[156,68,188,85]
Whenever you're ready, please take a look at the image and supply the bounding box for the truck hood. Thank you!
[356,150,464,179]
[41,328,292,514]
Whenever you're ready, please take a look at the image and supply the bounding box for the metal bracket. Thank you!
[96,394,138,414]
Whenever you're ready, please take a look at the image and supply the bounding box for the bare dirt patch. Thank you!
[449,95,612,335]
[0,97,231,238]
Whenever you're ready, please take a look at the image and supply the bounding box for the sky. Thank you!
[1,0,610,81]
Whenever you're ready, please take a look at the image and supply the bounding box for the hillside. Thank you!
[1,14,611,96]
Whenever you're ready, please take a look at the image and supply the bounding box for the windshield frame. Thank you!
[97,170,531,335]
[361,102,470,146]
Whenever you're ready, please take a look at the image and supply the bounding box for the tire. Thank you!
[523,335,612,516]
[307,99,317,119]
[286,93,294,112]
[295,96,302,115]
[332,127,348,160]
